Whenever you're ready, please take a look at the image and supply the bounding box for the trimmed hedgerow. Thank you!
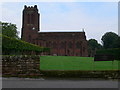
[1,34,50,54]
[96,48,120,60]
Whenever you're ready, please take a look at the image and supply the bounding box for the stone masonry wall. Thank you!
[2,55,41,77]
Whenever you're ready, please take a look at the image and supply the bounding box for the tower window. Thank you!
[31,14,34,24]
[27,14,30,24]
[27,13,34,24]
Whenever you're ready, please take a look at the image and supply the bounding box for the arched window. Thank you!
[28,35,31,42]
[68,42,72,48]
[61,42,66,49]
[53,42,57,48]
[46,42,49,47]
[83,47,85,52]
[76,42,81,48]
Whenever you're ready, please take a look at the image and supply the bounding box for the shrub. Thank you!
[96,48,120,60]
[1,34,50,55]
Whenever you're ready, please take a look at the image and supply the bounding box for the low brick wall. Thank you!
[2,55,41,77]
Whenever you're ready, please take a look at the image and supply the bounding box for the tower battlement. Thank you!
[24,5,38,11]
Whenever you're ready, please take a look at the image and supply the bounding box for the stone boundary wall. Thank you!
[40,70,120,79]
[2,55,41,77]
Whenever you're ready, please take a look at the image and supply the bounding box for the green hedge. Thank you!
[1,34,50,54]
[96,48,120,60]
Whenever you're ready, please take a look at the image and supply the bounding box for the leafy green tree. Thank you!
[101,32,119,49]
[1,21,19,39]
[88,39,102,57]
[113,36,120,48]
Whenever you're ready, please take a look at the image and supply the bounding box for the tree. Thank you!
[1,21,19,39]
[101,32,119,49]
[88,39,102,57]
[88,39,102,50]
[113,36,120,48]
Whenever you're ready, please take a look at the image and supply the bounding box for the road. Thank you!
[2,78,119,88]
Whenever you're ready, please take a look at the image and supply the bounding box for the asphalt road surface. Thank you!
[2,78,119,88]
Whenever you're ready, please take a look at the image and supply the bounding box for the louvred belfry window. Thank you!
[31,14,34,24]
[27,14,30,24]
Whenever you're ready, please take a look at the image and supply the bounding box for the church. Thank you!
[21,5,88,57]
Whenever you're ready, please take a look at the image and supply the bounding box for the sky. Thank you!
[1,1,118,44]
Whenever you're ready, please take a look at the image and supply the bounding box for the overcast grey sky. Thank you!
[1,1,118,44]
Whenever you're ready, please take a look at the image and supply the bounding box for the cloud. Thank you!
[39,2,118,44]
[1,2,23,37]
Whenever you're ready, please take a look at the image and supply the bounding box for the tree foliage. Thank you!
[112,36,120,48]
[1,22,19,39]
[88,39,102,57]
[88,39,102,50]
[101,32,119,49]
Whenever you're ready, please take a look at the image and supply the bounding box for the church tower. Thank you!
[21,5,39,43]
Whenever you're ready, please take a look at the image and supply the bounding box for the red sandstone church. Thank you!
[21,5,88,57]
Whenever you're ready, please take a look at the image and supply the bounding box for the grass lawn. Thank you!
[40,56,119,71]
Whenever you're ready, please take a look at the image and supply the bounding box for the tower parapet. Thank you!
[23,5,38,11]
